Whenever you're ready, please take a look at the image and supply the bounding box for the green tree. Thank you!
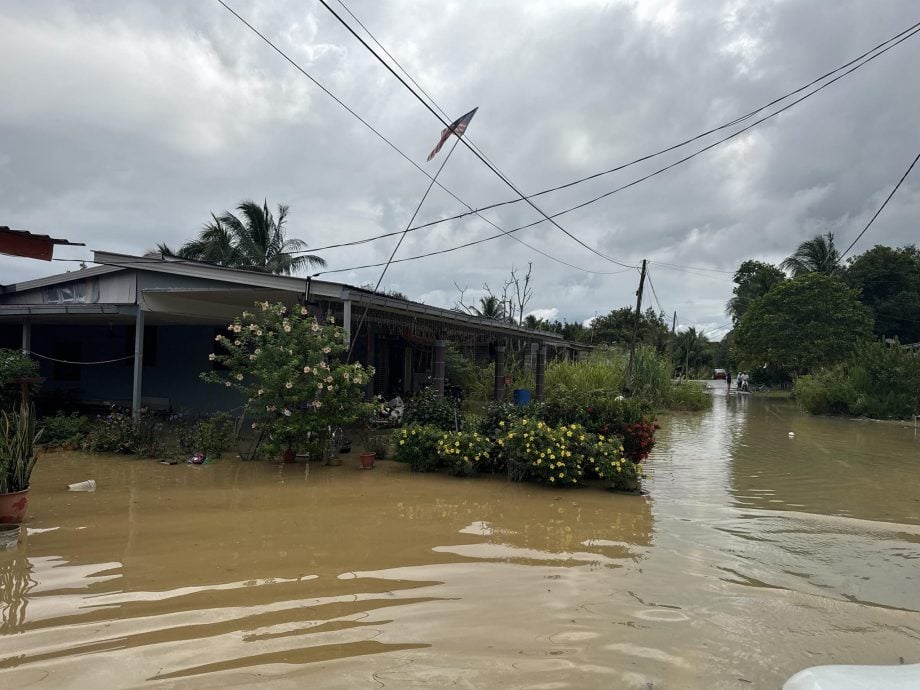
[843,245,920,343]
[726,260,786,324]
[734,273,873,374]
[674,327,711,376]
[169,200,326,275]
[475,295,505,320]
[590,307,669,351]
[780,232,840,277]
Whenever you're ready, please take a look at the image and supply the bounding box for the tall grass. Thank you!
[546,346,710,411]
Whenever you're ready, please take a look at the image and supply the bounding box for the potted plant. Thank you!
[0,404,42,523]
[359,425,376,469]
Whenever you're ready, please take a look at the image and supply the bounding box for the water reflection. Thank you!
[2,402,919,688]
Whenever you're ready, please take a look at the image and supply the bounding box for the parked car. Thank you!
[713,369,727,380]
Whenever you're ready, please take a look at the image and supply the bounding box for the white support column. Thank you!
[132,308,145,419]
[21,321,31,356]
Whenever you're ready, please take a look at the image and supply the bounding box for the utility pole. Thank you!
[625,259,647,392]
[668,311,677,378]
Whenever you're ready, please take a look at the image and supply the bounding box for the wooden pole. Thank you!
[625,259,647,391]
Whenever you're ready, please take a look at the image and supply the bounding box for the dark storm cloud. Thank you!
[2,0,917,337]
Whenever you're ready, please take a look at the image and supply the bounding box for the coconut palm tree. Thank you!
[475,295,505,320]
[780,232,840,277]
[166,200,326,275]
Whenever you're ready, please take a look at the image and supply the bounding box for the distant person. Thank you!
[741,372,750,392]
[726,371,731,392]
[736,372,743,390]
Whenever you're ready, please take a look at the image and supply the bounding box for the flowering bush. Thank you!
[202,301,375,455]
[394,417,640,491]
[621,419,659,462]
[543,395,658,463]
[435,430,493,476]
[393,424,442,472]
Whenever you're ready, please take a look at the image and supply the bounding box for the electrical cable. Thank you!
[645,268,666,315]
[315,0,639,269]
[215,0,629,276]
[838,149,920,262]
[297,19,920,257]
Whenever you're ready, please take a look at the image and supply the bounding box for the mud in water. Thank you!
[1,389,919,688]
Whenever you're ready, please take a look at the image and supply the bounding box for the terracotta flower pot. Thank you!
[359,452,376,469]
[0,487,30,524]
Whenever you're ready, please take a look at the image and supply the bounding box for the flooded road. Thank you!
[1,389,919,688]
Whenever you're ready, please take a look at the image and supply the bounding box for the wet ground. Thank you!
[1,387,919,688]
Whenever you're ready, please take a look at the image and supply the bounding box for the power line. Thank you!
[297,19,920,257]
[645,267,666,315]
[648,260,734,274]
[838,149,920,262]
[315,0,638,269]
[215,0,628,276]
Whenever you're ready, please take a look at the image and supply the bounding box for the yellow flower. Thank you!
[399,440,405,445]
[498,420,505,427]
[549,477,555,483]
[558,472,564,478]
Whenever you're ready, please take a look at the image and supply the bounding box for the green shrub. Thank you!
[477,400,543,436]
[83,408,164,457]
[393,424,443,472]
[39,412,91,448]
[794,340,920,419]
[176,412,234,459]
[365,432,392,459]
[403,387,461,431]
[0,349,40,412]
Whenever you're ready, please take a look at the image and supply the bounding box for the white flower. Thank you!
[303,366,311,374]
[343,372,350,381]
[254,348,261,354]
[322,346,331,354]
[257,388,263,396]
[249,324,258,332]
[300,307,308,315]
[214,335,222,342]
[317,382,324,389]
[313,400,323,408]
[260,301,269,310]
[319,361,328,370]
[232,325,241,333]
[235,373,244,381]
[282,408,291,416]
[256,330,262,336]
[208,353,216,361]
[285,382,293,389]
[283,325,291,333]
[251,422,258,429]
[224,381,231,387]
[327,384,333,391]
[324,376,332,383]
[311,323,320,332]
[249,354,256,360]
[354,362,362,369]
[227,324,234,331]
[234,339,241,346]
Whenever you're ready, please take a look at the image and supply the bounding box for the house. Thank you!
[0,251,572,415]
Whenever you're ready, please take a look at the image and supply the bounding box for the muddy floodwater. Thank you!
[2,388,919,689]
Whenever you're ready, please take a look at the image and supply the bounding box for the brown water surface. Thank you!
[1,387,919,688]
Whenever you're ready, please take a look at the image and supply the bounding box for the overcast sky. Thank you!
[2,1,917,338]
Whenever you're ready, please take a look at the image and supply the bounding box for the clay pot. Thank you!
[359,452,376,469]
[0,487,30,524]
